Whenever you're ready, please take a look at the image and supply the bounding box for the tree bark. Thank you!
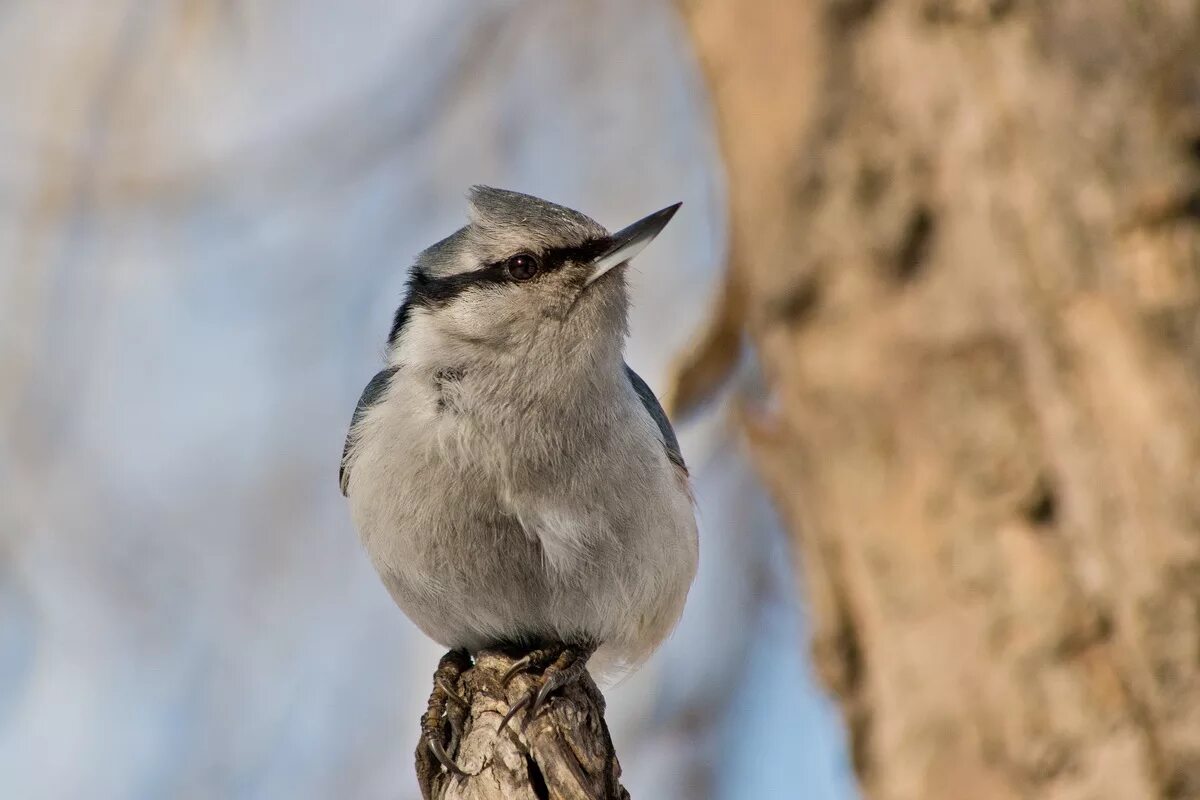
[675,1,1200,799]
[418,652,629,800]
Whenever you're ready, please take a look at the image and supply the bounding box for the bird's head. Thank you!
[388,186,679,372]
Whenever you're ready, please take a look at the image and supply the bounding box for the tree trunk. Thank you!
[418,652,628,800]
[675,1,1200,799]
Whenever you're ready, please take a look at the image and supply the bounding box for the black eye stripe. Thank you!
[396,236,616,324]
[545,237,612,265]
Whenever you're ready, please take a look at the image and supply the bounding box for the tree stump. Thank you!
[418,651,629,800]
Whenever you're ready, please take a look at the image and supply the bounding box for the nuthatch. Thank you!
[340,187,697,775]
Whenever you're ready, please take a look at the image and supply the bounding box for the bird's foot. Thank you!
[498,642,596,734]
[499,643,566,689]
[415,648,473,796]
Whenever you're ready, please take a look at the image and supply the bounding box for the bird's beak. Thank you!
[584,202,682,286]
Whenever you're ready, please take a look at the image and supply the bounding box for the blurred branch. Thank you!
[418,652,629,800]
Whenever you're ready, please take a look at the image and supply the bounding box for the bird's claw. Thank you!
[437,676,469,709]
[497,690,533,734]
[500,655,533,689]
[416,649,473,792]
[532,678,557,719]
[497,643,595,735]
[425,734,468,778]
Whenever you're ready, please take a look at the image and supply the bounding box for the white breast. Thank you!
[345,361,698,673]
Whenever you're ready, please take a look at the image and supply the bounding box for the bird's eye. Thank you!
[505,253,539,281]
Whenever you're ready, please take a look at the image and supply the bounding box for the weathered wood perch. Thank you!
[417,651,630,800]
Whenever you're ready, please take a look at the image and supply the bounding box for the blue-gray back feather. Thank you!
[625,365,686,474]
[340,366,400,496]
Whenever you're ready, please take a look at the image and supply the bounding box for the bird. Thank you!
[339,186,698,779]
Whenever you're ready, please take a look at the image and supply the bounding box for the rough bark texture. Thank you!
[419,652,628,800]
[676,1,1200,799]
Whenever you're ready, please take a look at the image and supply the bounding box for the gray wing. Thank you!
[340,366,400,496]
[625,364,686,474]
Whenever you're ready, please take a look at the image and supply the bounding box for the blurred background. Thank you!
[5,2,1200,800]
[0,2,854,799]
